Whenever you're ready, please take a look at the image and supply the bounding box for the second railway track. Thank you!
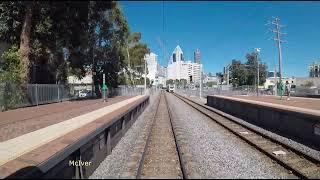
[173,92,320,179]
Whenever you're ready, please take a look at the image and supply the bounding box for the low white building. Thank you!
[67,74,92,85]
[67,71,93,91]
[263,71,296,89]
[203,75,218,84]
[263,77,296,89]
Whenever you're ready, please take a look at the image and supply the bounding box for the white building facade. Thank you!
[144,52,158,83]
[157,65,167,87]
[263,71,296,89]
[203,75,218,84]
[144,52,167,87]
[167,45,202,84]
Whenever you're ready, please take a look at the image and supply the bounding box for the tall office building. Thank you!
[194,48,201,64]
[167,45,202,84]
[309,62,320,77]
[170,45,183,64]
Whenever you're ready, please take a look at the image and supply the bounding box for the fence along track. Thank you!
[173,93,320,179]
[136,91,185,179]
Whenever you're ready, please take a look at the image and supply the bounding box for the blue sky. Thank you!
[119,1,320,77]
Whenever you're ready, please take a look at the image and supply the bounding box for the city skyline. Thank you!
[120,1,320,77]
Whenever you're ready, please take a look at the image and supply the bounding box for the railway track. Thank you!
[135,91,185,178]
[173,93,320,179]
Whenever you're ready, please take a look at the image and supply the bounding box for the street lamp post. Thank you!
[199,64,202,99]
[225,64,231,86]
[254,48,261,96]
[227,65,230,86]
[144,56,147,95]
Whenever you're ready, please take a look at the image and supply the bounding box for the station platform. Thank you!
[232,95,320,111]
[215,95,320,117]
[0,95,149,178]
[0,96,131,142]
[207,95,320,150]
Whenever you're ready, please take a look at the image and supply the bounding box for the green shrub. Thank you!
[0,45,25,111]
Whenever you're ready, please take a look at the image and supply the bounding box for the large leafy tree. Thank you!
[180,79,187,88]
[230,59,248,87]
[0,1,133,90]
[0,1,34,84]
[229,52,268,87]
[87,2,129,96]
[245,52,267,86]
[121,32,150,86]
[166,79,174,85]
[216,72,223,84]
[0,1,89,84]
[0,45,25,110]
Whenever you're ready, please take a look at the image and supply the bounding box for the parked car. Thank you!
[263,88,273,95]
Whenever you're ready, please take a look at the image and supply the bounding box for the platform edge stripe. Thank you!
[36,95,149,173]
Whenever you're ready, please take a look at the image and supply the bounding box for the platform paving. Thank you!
[214,95,320,117]
[0,95,144,168]
[0,96,131,142]
[232,95,320,110]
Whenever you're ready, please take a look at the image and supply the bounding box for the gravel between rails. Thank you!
[139,92,183,179]
[177,92,320,162]
[166,93,295,179]
[89,92,161,179]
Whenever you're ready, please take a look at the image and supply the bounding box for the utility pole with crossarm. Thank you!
[267,17,287,97]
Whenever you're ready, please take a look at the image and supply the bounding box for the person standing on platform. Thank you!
[285,81,291,100]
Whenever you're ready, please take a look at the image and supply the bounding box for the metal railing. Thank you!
[176,85,257,98]
[108,86,145,97]
[291,86,320,97]
[0,83,74,111]
[27,84,71,106]
[0,83,152,111]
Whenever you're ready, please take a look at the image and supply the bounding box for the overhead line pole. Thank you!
[268,17,286,98]
[274,64,277,96]
[200,64,202,99]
